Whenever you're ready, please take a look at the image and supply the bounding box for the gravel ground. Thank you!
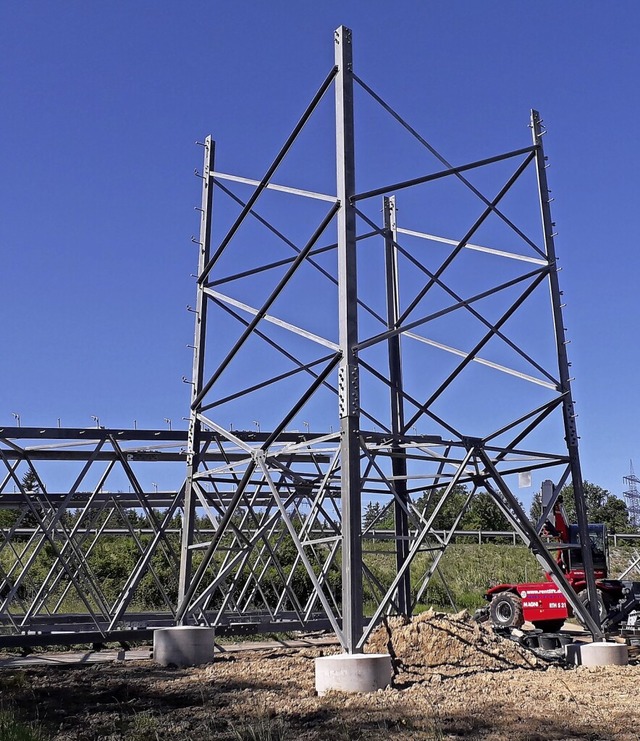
[1,613,639,740]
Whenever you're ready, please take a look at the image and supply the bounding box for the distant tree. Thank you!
[0,507,17,528]
[529,491,543,523]
[19,469,43,531]
[529,480,633,534]
[463,492,511,531]
[415,484,468,530]
[598,495,632,534]
[362,501,396,531]
[362,501,383,530]
[21,469,39,493]
[0,470,42,531]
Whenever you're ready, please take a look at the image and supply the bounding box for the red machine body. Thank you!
[485,495,623,630]
[486,579,570,626]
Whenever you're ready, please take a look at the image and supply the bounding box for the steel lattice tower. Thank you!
[624,461,640,528]
[0,25,604,650]
[176,25,603,649]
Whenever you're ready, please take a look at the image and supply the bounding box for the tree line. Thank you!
[364,481,635,534]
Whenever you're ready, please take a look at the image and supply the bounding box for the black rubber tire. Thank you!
[532,619,565,632]
[577,588,610,624]
[489,591,524,629]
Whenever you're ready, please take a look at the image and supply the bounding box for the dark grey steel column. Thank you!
[383,196,411,615]
[178,136,215,611]
[335,25,363,653]
[531,110,602,636]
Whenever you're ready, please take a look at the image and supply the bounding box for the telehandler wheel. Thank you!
[489,591,524,629]
[577,588,610,624]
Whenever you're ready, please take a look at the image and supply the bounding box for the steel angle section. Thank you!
[196,415,255,455]
[396,228,548,266]
[403,332,556,390]
[182,483,312,617]
[352,145,537,203]
[212,171,337,203]
[204,289,340,352]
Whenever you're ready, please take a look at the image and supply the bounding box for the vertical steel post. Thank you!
[335,25,363,653]
[178,136,215,613]
[531,110,602,637]
[383,196,411,615]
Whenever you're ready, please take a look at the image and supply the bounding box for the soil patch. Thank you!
[366,608,536,684]
[1,614,639,740]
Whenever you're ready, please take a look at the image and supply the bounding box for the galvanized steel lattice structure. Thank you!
[0,26,603,649]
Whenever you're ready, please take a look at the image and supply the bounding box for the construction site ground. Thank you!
[1,610,639,740]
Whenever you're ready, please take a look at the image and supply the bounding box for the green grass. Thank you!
[229,716,288,741]
[0,709,47,741]
[362,542,542,613]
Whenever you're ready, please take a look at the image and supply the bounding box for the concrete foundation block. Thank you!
[153,626,215,667]
[579,641,628,667]
[315,653,392,695]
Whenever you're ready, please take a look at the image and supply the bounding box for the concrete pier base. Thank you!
[315,653,392,695]
[153,626,215,667]
[578,641,628,667]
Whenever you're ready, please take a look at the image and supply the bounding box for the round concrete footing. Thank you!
[153,626,215,667]
[579,641,628,667]
[315,653,392,695]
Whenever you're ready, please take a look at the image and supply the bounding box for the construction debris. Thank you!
[366,608,537,684]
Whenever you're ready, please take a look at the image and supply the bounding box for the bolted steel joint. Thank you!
[338,365,360,418]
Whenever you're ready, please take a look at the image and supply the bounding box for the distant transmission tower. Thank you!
[623,460,640,527]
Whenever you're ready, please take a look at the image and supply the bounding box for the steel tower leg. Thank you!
[383,195,411,616]
[178,136,215,612]
[531,110,602,638]
[335,25,363,653]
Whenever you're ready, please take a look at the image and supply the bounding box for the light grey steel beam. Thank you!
[530,109,601,634]
[211,171,336,202]
[383,196,410,615]
[176,457,257,622]
[203,289,340,351]
[0,427,187,441]
[357,448,476,649]
[22,458,117,624]
[0,427,335,446]
[354,263,547,352]
[395,227,548,266]
[108,490,183,630]
[335,25,363,654]
[179,136,215,607]
[413,487,476,607]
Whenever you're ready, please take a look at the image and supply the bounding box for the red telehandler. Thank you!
[484,484,640,636]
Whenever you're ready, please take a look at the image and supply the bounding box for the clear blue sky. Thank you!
[2,2,639,502]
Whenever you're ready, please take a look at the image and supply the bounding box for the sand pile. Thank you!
[366,608,536,683]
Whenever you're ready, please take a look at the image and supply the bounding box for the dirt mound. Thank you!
[366,608,536,684]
